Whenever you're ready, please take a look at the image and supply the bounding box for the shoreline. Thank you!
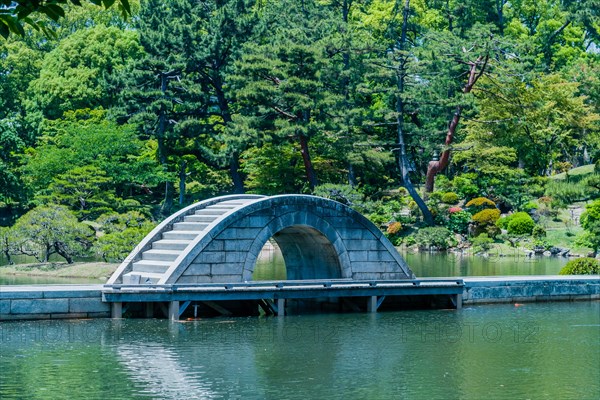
[0,262,119,280]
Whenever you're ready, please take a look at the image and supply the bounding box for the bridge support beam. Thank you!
[455,294,463,310]
[111,302,122,319]
[277,298,285,317]
[145,302,154,318]
[168,301,180,321]
[367,296,378,313]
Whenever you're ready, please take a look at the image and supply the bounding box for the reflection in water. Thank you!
[403,250,569,277]
[116,343,215,399]
[2,303,597,399]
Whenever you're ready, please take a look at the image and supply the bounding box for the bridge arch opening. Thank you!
[253,225,342,281]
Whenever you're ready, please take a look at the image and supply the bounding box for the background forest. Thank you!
[0,0,599,264]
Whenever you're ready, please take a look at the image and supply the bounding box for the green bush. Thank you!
[446,210,471,234]
[496,215,511,230]
[532,225,546,238]
[452,173,479,198]
[385,222,404,246]
[441,192,459,204]
[314,184,364,208]
[545,180,589,208]
[472,208,501,225]
[578,199,600,253]
[367,199,406,227]
[411,227,456,250]
[471,233,494,253]
[559,258,600,275]
[507,212,535,235]
[465,197,496,215]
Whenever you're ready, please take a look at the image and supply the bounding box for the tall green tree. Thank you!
[0,0,132,39]
[21,114,164,213]
[234,0,342,191]
[11,205,93,263]
[462,73,599,175]
[26,24,142,119]
[119,0,194,215]
[180,0,257,194]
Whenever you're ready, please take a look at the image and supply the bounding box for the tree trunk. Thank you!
[3,249,13,265]
[342,0,354,188]
[158,72,173,216]
[424,55,488,193]
[179,160,187,205]
[214,77,246,194]
[425,106,461,192]
[54,243,73,264]
[44,244,51,263]
[299,134,318,191]
[230,154,245,194]
[395,0,434,225]
[348,163,356,187]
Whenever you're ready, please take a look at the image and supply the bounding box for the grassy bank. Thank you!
[0,262,119,280]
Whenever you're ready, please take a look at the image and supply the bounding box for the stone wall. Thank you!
[173,195,414,284]
[0,285,109,321]
[463,276,600,304]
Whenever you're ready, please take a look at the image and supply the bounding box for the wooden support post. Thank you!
[367,296,378,313]
[111,302,122,319]
[168,301,180,321]
[455,294,463,310]
[145,302,154,318]
[277,298,285,317]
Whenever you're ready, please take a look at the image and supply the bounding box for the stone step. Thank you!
[132,260,172,274]
[173,222,209,231]
[219,201,250,205]
[184,214,219,223]
[206,204,238,209]
[142,249,181,262]
[195,209,231,216]
[152,239,191,251]
[123,271,164,284]
[162,231,199,240]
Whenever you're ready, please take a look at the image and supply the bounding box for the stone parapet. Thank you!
[0,285,109,321]
[462,275,600,304]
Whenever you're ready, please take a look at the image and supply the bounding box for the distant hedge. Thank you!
[559,258,599,275]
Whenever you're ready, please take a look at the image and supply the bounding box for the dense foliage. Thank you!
[0,0,599,262]
[559,257,600,275]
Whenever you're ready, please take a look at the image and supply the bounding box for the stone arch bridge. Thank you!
[107,195,414,285]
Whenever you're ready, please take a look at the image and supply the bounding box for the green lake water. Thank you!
[0,302,598,399]
[251,248,569,282]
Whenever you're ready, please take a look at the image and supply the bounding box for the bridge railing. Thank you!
[107,194,266,285]
[103,278,464,292]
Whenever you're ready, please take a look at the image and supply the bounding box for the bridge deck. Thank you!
[102,279,464,302]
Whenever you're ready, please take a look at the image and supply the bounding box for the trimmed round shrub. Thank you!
[466,197,496,209]
[559,258,599,275]
[496,215,511,230]
[472,208,501,225]
[466,197,496,215]
[507,212,535,235]
[441,192,459,204]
